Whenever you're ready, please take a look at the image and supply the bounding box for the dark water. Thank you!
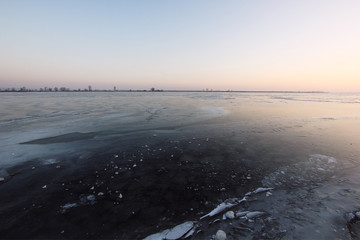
[1,92,360,239]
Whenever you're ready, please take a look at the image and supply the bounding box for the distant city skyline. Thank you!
[1,1,360,92]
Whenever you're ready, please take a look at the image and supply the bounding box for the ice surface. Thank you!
[262,154,340,188]
[1,92,360,239]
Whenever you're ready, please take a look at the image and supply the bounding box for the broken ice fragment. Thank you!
[87,195,95,201]
[266,191,272,197]
[143,222,194,240]
[165,221,194,240]
[61,203,78,213]
[143,229,169,240]
[215,230,227,240]
[183,228,195,238]
[97,192,104,196]
[244,211,265,219]
[236,211,250,218]
[225,211,235,219]
[252,187,274,194]
[42,185,47,189]
[200,197,246,220]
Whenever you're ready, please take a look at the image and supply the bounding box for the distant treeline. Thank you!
[0,86,165,92]
[0,87,326,94]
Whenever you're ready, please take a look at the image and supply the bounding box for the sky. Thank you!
[0,0,359,91]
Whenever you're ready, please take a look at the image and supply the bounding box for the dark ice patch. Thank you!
[20,132,97,144]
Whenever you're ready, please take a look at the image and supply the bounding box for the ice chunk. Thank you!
[183,228,195,238]
[143,229,169,240]
[252,187,274,194]
[0,177,4,182]
[245,211,265,219]
[142,221,194,240]
[61,203,78,213]
[200,198,246,220]
[266,191,272,197]
[87,195,95,201]
[225,211,235,219]
[236,211,250,218]
[215,230,227,240]
[80,194,96,205]
[165,221,194,240]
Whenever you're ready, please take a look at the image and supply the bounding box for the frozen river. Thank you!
[1,91,360,239]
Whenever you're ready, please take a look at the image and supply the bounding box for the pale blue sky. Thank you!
[1,1,359,91]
